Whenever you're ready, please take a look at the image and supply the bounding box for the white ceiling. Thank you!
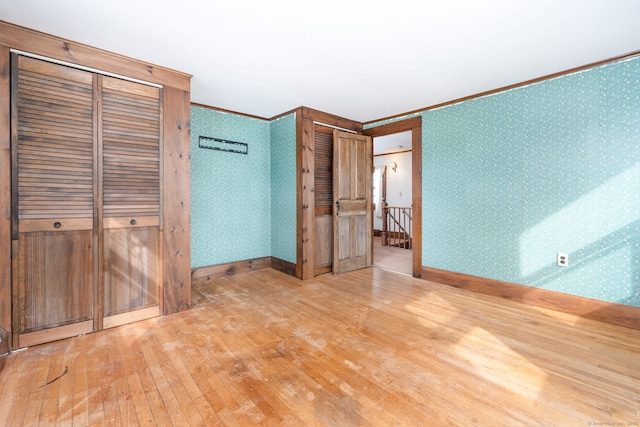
[374,132,412,156]
[1,0,639,123]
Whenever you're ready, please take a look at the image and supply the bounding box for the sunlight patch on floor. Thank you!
[404,294,461,326]
[450,327,548,401]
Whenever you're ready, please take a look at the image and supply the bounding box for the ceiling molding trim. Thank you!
[190,102,270,121]
[363,49,640,126]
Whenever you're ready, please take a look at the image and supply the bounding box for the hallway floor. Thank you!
[373,236,413,275]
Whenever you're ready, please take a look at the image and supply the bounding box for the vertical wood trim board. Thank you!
[299,115,315,279]
[295,108,305,279]
[0,46,11,337]
[162,86,191,314]
[411,122,422,278]
[94,74,104,332]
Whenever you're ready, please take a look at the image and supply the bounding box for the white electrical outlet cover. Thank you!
[557,253,568,267]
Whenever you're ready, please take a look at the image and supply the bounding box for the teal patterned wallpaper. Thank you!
[191,54,640,310]
[190,106,272,267]
[422,56,640,308]
[270,113,297,263]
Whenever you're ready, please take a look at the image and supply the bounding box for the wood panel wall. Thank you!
[162,86,191,314]
[0,21,192,345]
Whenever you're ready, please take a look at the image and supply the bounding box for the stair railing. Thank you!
[382,206,412,249]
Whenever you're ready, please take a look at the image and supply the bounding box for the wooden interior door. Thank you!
[12,55,95,347]
[332,131,373,273]
[101,76,162,328]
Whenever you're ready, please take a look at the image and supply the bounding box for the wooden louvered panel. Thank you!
[314,130,333,210]
[102,76,161,219]
[314,128,334,273]
[16,56,94,225]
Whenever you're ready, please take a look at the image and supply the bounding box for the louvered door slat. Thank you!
[16,98,93,119]
[102,77,160,219]
[16,57,94,225]
[314,131,334,210]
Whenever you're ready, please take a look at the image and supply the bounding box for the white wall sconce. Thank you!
[391,162,397,172]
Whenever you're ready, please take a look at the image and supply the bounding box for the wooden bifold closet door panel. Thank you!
[12,56,95,347]
[12,55,163,346]
[101,76,162,329]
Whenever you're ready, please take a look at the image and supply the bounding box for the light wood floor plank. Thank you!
[151,327,207,427]
[71,335,90,427]
[0,351,29,426]
[136,323,192,426]
[107,329,138,426]
[117,329,154,426]
[55,338,77,426]
[21,344,54,426]
[1,267,639,426]
[85,333,104,421]
[95,331,120,426]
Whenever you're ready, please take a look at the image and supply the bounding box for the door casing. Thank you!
[364,117,422,278]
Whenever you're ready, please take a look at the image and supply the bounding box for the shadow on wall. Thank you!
[520,220,640,307]
[519,162,640,307]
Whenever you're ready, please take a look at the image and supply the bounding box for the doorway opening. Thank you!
[373,131,413,275]
[364,116,422,278]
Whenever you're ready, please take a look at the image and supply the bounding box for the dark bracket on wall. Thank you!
[199,135,248,155]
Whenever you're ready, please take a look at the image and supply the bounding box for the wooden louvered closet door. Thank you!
[12,56,96,348]
[101,76,162,329]
[12,55,164,346]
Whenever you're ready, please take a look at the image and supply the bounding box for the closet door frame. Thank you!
[0,21,192,352]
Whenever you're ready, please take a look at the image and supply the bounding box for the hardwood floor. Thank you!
[1,268,639,426]
[373,236,412,276]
